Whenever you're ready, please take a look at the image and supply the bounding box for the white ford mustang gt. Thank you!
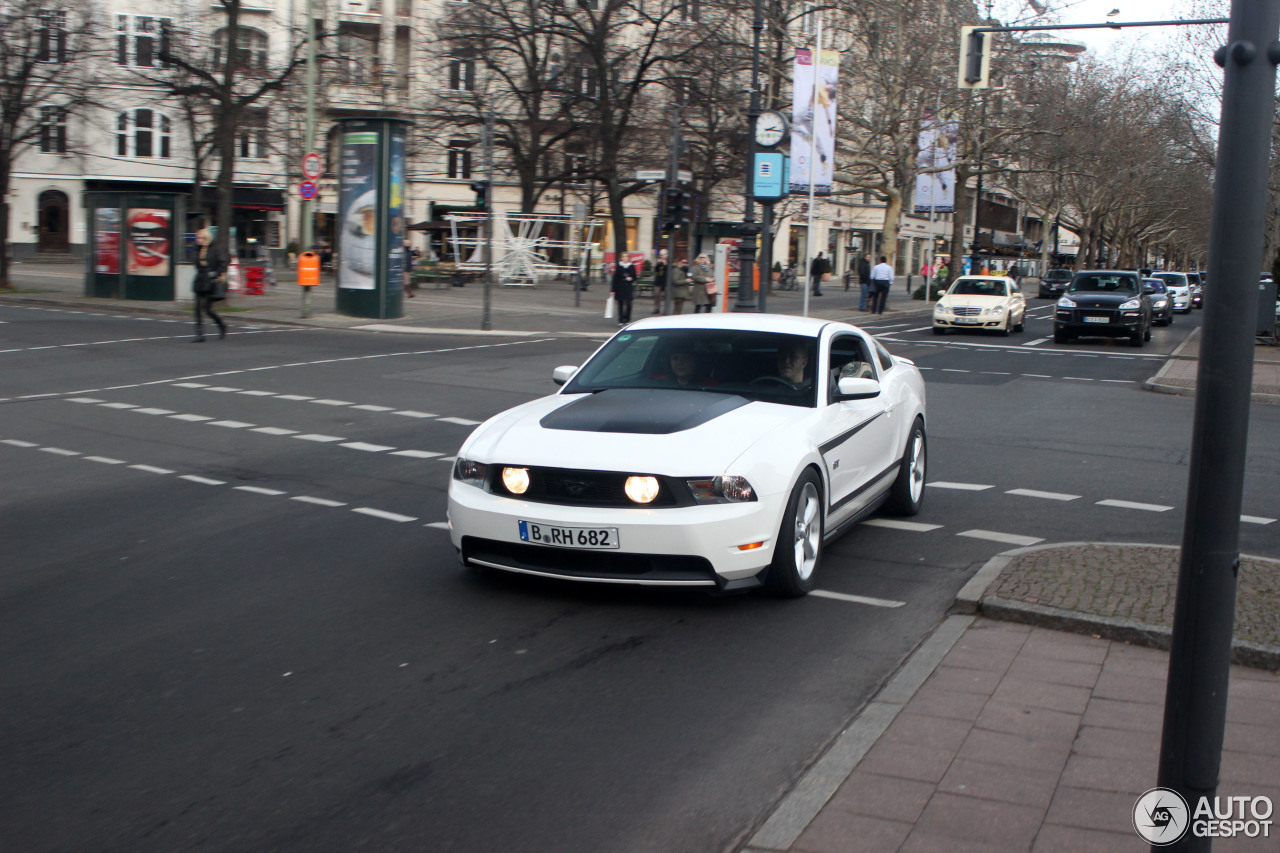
[448,314,927,596]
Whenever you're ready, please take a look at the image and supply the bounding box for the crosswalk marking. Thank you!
[958,529,1044,547]
[928,481,993,491]
[1096,499,1174,512]
[1006,488,1080,501]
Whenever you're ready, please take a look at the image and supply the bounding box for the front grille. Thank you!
[952,306,982,317]
[489,466,687,508]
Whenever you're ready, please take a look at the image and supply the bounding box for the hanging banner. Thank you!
[913,113,958,214]
[790,47,839,196]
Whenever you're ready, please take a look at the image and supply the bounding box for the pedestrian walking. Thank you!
[809,251,829,296]
[610,255,638,325]
[191,228,228,342]
[857,253,872,311]
[691,254,716,313]
[869,255,894,314]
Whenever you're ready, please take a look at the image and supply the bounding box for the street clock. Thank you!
[754,110,789,148]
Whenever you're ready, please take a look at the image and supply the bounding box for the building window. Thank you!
[39,106,68,154]
[565,145,588,183]
[678,0,699,22]
[116,109,171,158]
[38,10,68,63]
[117,15,170,67]
[337,24,379,84]
[449,57,475,91]
[572,64,596,96]
[239,109,268,159]
[447,140,473,179]
[212,27,269,74]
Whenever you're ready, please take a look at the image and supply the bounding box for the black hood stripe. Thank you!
[540,389,751,434]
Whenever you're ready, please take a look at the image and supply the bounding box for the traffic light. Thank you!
[958,25,990,89]
[662,190,691,231]
[470,180,489,209]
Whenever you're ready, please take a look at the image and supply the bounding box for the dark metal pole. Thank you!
[481,106,494,331]
[759,202,773,313]
[734,0,763,312]
[663,106,681,315]
[1155,4,1280,851]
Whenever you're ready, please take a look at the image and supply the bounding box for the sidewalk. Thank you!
[6,263,1280,851]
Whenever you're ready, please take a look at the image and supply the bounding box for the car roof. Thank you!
[623,312,851,338]
[952,275,1010,282]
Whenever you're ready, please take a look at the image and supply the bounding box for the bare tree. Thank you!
[0,2,98,288]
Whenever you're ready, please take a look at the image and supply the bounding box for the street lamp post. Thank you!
[734,0,764,312]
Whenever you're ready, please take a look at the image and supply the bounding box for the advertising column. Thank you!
[336,117,412,319]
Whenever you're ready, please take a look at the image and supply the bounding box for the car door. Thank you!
[818,332,898,524]
[1008,279,1026,325]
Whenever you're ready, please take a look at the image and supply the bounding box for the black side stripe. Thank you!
[829,458,902,513]
[818,411,885,456]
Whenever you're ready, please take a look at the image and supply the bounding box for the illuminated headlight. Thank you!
[983,304,1005,316]
[686,475,758,504]
[1119,298,1141,310]
[501,466,530,494]
[1152,298,1168,308]
[1058,296,1077,308]
[452,457,487,486]
[624,475,660,504]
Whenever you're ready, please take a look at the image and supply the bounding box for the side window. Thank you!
[827,334,874,401]
[875,340,895,372]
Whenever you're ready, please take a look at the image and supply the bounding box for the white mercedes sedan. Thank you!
[448,314,927,597]
[932,275,1026,335]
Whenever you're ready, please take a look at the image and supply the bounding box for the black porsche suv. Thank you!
[1053,270,1153,347]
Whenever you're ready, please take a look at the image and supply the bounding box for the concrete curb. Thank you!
[954,542,1280,671]
[741,614,974,853]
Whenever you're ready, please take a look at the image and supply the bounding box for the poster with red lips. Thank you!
[126,208,172,276]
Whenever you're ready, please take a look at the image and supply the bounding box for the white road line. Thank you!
[275,394,314,401]
[1021,374,1052,379]
[958,529,1045,547]
[392,450,444,459]
[352,404,394,412]
[1100,379,1135,384]
[927,481,993,491]
[84,456,126,465]
[205,386,241,393]
[67,397,105,404]
[129,464,173,474]
[237,390,277,396]
[1006,488,1080,501]
[291,496,346,507]
[437,416,481,426]
[174,383,209,388]
[251,426,298,436]
[208,420,255,429]
[980,371,1012,376]
[132,407,175,415]
[100,402,138,409]
[899,327,933,334]
[235,486,287,496]
[352,507,418,523]
[861,518,943,532]
[40,447,80,456]
[1242,515,1276,525]
[1,439,38,447]
[941,368,969,373]
[1097,499,1174,512]
[1022,337,1051,346]
[425,521,451,530]
[180,475,226,485]
[171,413,213,422]
[341,442,394,453]
[810,589,907,608]
[1063,377,1094,382]
[293,433,344,442]
[394,410,437,418]
[311,399,354,407]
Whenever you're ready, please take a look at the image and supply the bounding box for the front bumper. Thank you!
[933,308,1008,329]
[447,483,786,589]
[1055,307,1145,337]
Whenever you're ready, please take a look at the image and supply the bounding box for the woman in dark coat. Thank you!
[610,256,638,325]
[192,228,228,342]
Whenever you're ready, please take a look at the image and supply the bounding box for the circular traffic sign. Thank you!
[301,152,324,180]
[299,180,318,200]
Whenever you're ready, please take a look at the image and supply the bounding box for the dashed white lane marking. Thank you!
[40,447,80,456]
[811,589,907,608]
[1023,337,1052,346]
[1096,499,1175,512]
[171,413,213,422]
[353,404,394,412]
[1242,515,1276,525]
[352,507,418,523]
[252,426,297,436]
[291,496,347,508]
[180,475,226,485]
[130,464,173,474]
[394,410,436,419]
[236,486,287,496]
[84,456,126,465]
[437,416,482,426]
[861,518,943,532]
[238,390,276,397]
[425,521,451,530]
[294,433,343,443]
[341,441,394,453]
[958,529,1045,547]
[392,450,443,459]
[927,481,994,491]
[275,394,313,401]
[101,402,138,409]
[209,420,255,429]
[1,439,38,447]
[133,407,175,415]
[1006,488,1080,501]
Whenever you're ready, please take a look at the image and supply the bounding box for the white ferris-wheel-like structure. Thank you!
[445,212,604,286]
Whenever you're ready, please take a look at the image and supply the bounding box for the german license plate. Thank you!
[1083,315,1110,324]
[519,520,619,549]
[954,317,980,325]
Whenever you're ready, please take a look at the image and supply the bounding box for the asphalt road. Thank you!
[2,300,1277,853]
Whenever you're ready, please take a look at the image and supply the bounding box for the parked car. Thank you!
[448,314,928,597]
[1152,272,1192,313]
[1185,272,1204,309]
[1038,268,1073,298]
[1142,278,1174,326]
[1054,270,1153,346]
[932,275,1026,336]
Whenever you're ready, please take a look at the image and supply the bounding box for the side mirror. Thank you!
[552,365,578,386]
[835,376,881,400]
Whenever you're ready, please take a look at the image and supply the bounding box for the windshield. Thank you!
[562,328,819,408]
[949,279,1008,297]
[1068,274,1140,295]
[1045,269,1072,281]
[1143,279,1167,293]
[1155,273,1188,288]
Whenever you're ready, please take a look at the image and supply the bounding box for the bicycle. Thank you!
[776,265,799,291]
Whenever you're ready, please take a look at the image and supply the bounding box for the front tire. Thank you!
[765,469,823,597]
[884,418,926,517]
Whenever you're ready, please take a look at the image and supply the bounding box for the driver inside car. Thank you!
[775,340,811,389]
